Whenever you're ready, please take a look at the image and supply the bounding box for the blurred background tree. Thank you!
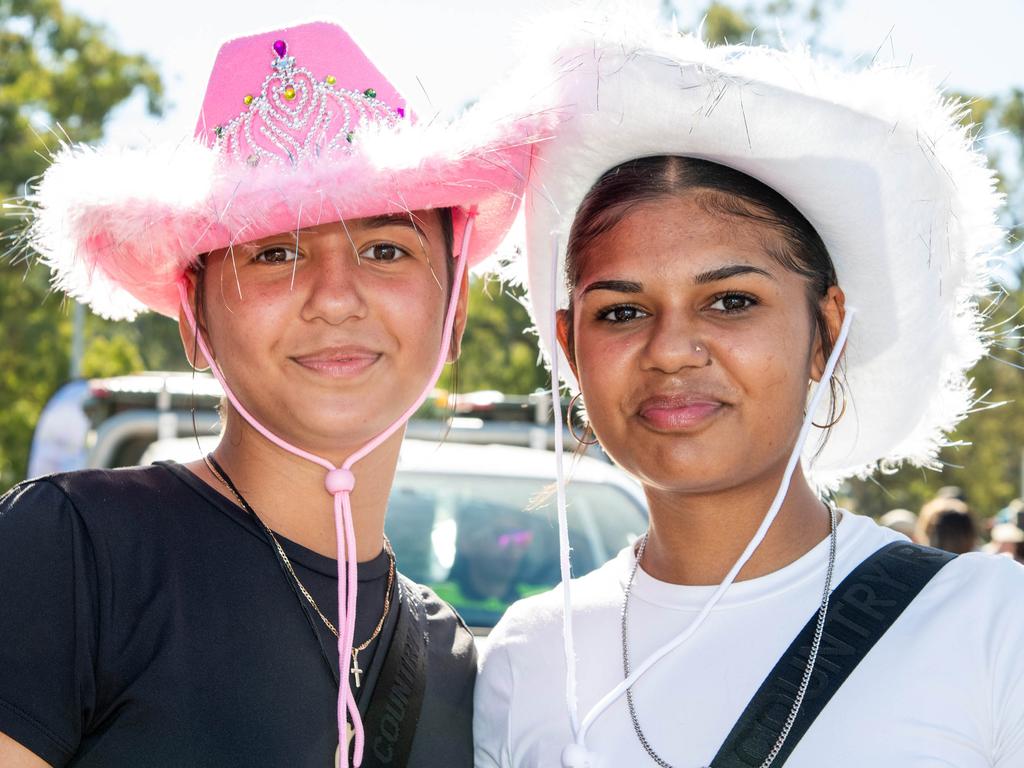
[2,0,1022,518]
[0,0,167,488]
[439,275,547,395]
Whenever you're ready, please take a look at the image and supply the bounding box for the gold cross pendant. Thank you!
[351,649,363,689]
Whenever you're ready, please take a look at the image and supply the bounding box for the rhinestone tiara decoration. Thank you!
[212,38,405,166]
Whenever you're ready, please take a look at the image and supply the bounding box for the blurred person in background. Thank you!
[996,498,1024,529]
[986,523,1024,564]
[935,485,967,501]
[917,497,980,554]
[879,508,918,540]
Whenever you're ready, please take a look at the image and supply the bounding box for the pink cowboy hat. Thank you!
[29,21,550,319]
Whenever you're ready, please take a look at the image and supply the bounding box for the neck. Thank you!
[640,464,831,586]
[188,409,402,561]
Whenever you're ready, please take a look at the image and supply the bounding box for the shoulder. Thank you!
[398,574,477,667]
[40,463,184,502]
[947,548,1024,583]
[0,464,199,561]
[3,464,183,517]
[929,548,1024,608]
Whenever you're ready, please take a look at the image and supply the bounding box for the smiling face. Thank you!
[558,193,842,495]
[180,210,465,458]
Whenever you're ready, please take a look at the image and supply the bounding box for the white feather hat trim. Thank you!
[517,16,1005,487]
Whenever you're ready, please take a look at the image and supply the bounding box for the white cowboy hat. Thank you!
[518,14,1005,488]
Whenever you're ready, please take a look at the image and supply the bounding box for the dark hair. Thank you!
[564,155,843,428]
[927,506,979,555]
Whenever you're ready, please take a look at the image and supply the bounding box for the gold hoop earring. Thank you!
[568,391,600,446]
[812,376,847,429]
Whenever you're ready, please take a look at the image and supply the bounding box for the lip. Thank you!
[636,393,726,432]
[289,346,381,378]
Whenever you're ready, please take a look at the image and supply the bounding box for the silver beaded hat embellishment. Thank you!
[212,38,404,166]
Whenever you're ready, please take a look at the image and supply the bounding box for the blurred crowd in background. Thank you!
[881,491,1024,562]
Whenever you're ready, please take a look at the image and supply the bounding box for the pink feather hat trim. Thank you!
[30,21,552,319]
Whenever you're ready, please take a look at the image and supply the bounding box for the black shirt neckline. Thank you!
[158,460,391,579]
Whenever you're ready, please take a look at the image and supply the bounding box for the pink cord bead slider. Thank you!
[325,468,356,494]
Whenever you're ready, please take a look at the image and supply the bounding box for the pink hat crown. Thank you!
[196,22,408,167]
[31,19,553,320]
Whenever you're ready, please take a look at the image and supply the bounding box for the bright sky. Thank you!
[65,0,1024,147]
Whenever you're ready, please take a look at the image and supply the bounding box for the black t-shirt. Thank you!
[0,463,472,767]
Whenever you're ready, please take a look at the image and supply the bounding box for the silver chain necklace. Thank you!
[621,505,838,768]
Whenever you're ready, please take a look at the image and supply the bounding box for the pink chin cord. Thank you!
[176,211,474,767]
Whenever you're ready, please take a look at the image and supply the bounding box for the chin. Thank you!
[633,463,743,496]
[604,435,760,495]
[283,420,394,457]
[270,400,395,445]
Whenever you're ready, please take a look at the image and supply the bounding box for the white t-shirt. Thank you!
[475,512,1024,767]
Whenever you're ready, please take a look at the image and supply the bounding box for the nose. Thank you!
[640,310,710,373]
[300,239,368,325]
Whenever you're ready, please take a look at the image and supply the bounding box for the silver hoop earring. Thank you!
[812,376,848,429]
[568,391,599,446]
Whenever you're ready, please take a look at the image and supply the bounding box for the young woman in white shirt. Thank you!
[475,17,1024,768]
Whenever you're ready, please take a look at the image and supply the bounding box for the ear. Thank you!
[555,308,579,382]
[177,270,212,371]
[810,286,846,382]
[446,268,471,362]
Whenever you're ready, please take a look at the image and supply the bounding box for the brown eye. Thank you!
[710,293,757,312]
[598,305,647,323]
[359,243,408,262]
[253,246,299,264]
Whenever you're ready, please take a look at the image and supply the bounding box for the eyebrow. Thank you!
[359,213,428,240]
[580,265,775,296]
[580,279,643,296]
[694,264,775,284]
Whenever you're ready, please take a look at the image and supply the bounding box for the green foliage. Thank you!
[439,274,548,395]
[0,0,166,489]
[0,265,71,489]
[672,0,845,47]
[80,334,144,378]
[701,3,756,45]
[840,284,1024,518]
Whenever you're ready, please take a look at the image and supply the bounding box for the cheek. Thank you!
[387,277,448,343]
[199,269,303,379]
[721,321,813,433]
[369,273,451,383]
[572,325,636,417]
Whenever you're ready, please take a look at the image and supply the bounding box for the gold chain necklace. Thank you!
[202,454,395,688]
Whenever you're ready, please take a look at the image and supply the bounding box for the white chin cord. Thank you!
[549,259,855,767]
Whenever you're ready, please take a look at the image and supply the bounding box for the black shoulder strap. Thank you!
[358,577,429,768]
[710,542,955,768]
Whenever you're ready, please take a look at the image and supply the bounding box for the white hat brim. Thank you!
[520,21,1004,487]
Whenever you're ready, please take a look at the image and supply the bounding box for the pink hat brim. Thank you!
[34,111,543,319]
